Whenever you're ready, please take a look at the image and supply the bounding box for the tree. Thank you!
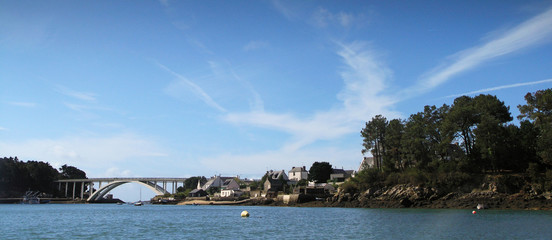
[383,119,404,172]
[442,96,478,157]
[58,164,88,197]
[59,164,87,179]
[361,115,388,170]
[182,176,207,191]
[308,162,333,183]
[442,95,512,172]
[518,88,552,166]
[26,161,59,194]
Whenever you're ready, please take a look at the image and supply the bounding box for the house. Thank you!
[220,189,244,198]
[202,176,240,191]
[329,168,354,182]
[358,157,375,172]
[306,182,336,196]
[188,189,208,197]
[263,170,289,192]
[201,176,224,191]
[221,178,240,190]
[288,166,308,181]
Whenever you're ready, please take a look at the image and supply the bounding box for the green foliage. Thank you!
[545,170,552,192]
[518,89,552,166]
[296,179,308,186]
[183,176,207,191]
[345,89,552,195]
[361,115,388,170]
[207,187,219,195]
[248,180,262,190]
[1,157,87,198]
[174,192,187,200]
[59,164,87,179]
[308,162,333,183]
[340,180,358,194]
[350,168,386,191]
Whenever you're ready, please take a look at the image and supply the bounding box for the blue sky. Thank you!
[2,1,552,201]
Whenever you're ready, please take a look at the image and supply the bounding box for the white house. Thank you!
[288,166,308,181]
[220,189,244,198]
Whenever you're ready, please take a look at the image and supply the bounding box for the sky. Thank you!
[2,0,552,201]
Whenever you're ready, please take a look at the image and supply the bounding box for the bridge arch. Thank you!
[88,180,169,202]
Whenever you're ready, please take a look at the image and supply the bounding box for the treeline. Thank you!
[0,157,87,198]
[344,88,552,194]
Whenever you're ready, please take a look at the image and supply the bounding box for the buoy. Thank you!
[472,210,476,214]
[241,210,250,217]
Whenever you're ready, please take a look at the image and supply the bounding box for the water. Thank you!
[1,204,551,239]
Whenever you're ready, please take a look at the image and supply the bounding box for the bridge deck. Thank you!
[55,177,188,182]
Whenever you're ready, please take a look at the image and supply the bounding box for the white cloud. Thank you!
[104,167,133,177]
[311,7,356,28]
[224,41,400,151]
[0,133,168,177]
[55,85,97,102]
[158,0,170,7]
[226,66,264,112]
[243,40,269,51]
[270,0,298,21]
[159,63,227,112]
[200,146,362,177]
[444,78,552,99]
[0,126,8,131]
[412,7,552,96]
[7,101,36,107]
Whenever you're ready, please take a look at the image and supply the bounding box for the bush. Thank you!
[435,171,472,191]
[339,180,359,194]
[353,168,386,191]
[545,170,552,192]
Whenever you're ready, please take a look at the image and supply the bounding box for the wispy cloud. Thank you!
[158,63,227,112]
[311,7,356,28]
[8,101,36,107]
[55,85,97,102]
[158,0,170,7]
[63,103,112,113]
[0,126,8,131]
[0,133,168,177]
[228,68,264,112]
[444,78,552,99]
[225,41,399,151]
[411,7,552,96]
[200,146,361,177]
[270,0,298,21]
[243,40,269,51]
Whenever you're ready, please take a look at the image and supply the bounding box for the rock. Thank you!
[400,198,413,207]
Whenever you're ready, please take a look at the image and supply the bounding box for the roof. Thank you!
[267,170,288,180]
[189,189,206,194]
[289,166,307,172]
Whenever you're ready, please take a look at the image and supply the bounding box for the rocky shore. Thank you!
[317,184,552,210]
[168,182,552,210]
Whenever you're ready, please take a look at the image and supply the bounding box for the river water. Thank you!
[1,204,551,239]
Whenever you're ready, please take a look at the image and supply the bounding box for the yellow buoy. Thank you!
[241,210,250,217]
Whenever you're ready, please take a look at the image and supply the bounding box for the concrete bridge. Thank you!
[55,178,187,202]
